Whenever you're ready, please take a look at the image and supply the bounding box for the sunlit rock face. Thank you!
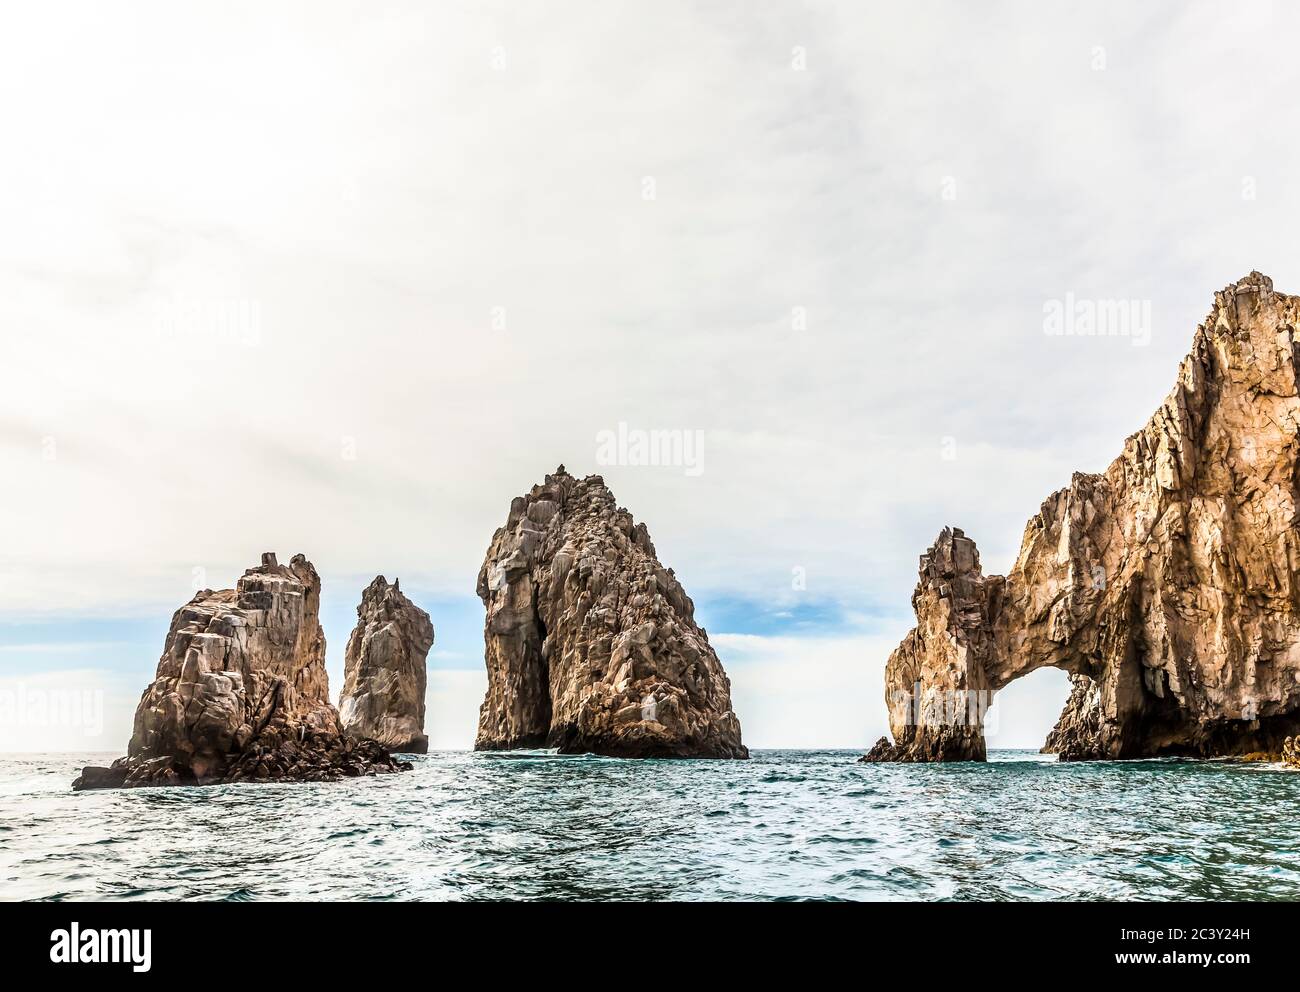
[1283,737,1300,768]
[339,576,434,754]
[862,527,996,762]
[73,553,409,789]
[475,466,747,759]
[866,273,1300,762]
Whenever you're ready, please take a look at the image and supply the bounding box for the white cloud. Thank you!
[0,669,135,753]
[425,668,488,751]
[985,667,1073,750]
[717,632,895,749]
[1,2,1296,743]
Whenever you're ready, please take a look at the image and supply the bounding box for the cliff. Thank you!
[866,272,1300,762]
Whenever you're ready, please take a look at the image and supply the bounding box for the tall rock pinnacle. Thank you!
[866,272,1300,762]
[339,576,435,754]
[475,467,747,758]
[72,553,409,788]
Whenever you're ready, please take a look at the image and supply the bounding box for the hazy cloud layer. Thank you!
[2,1,1297,747]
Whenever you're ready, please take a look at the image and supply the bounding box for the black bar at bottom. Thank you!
[0,901,1280,980]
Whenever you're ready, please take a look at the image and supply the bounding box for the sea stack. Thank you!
[72,553,409,789]
[475,466,747,758]
[338,576,434,754]
[864,273,1300,762]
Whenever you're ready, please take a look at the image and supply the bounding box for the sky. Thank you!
[2,0,1299,752]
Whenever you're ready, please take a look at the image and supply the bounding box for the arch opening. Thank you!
[985,667,1073,753]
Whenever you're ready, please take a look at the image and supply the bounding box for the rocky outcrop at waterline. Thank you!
[73,553,410,790]
[865,272,1300,763]
[338,576,434,753]
[860,527,994,762]
[476,466,747,758]
[1283,737,1300,768]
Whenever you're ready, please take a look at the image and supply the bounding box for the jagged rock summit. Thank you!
[339,575,434,754]
[476,466,747,758]
[866,272,1300,762]
[73,553,410,789]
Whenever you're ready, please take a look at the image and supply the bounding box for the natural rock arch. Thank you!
[866,273,1300,762]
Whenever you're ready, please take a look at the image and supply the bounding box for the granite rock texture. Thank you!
[1283,736,1300,768]
[339,576,434,754]
[476,467,747,758]
[866,273,1300,762]
[73,553,409,789]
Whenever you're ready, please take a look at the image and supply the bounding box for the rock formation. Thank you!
[862,527,996,762]
[1284,736,1300,768]
[475,466,747,758]
[73,553,410,789]
[866,272,1300,762]
[338,576,434,753]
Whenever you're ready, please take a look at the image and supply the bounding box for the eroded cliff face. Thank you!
[866,272,1300,762]
[73,553,409,789]
[339,576,434,754]
[476,466,747,758]
[863,528,999,762]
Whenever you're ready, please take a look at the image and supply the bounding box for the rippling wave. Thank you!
[2,750,1297,901]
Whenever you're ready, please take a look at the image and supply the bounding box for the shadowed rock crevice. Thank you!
[476,467,747,759]
[865,273,1300,763]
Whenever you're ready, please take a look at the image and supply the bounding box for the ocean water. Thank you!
[1,749,1298,901]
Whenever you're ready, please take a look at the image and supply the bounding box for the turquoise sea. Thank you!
[2,749,1297,901]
